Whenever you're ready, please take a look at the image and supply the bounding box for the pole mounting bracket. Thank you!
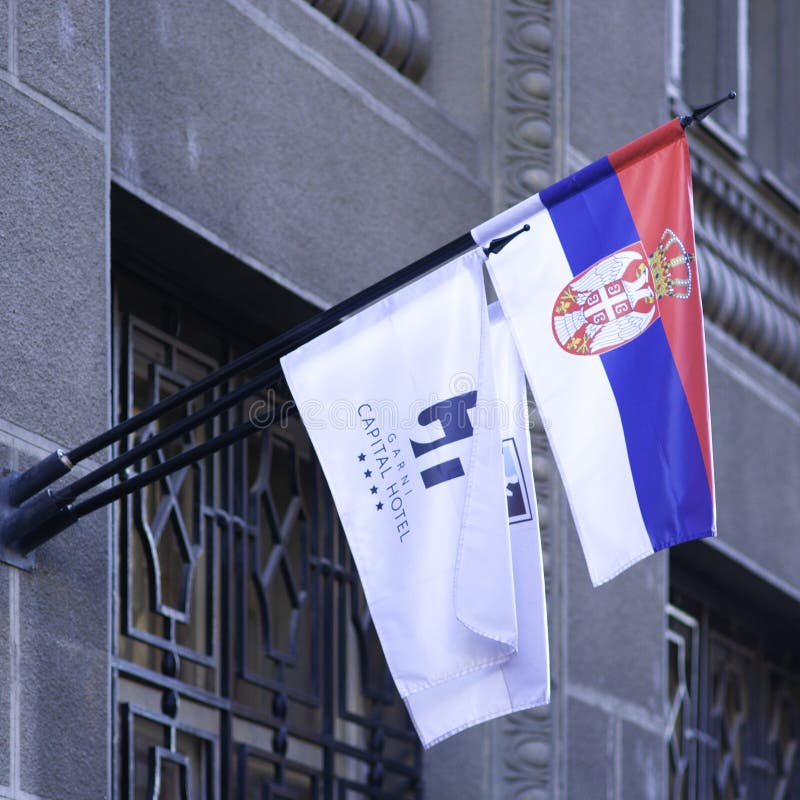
[0,468,36,569]
[0,449,74,569]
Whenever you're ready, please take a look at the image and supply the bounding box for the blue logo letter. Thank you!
[410,391,477,488]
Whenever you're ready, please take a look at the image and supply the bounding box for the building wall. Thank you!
[110,0,490,308]
[426,0,800,798]
[1,1,799,798]
[0,1,111,798]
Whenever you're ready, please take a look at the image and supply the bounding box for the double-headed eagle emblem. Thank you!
[551,228,694,356]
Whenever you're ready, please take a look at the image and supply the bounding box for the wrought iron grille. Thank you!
[112,271,422,799]
[668,576,800,800]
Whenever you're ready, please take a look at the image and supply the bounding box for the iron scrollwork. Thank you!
[668,583,800,799]
[114,301,421,799]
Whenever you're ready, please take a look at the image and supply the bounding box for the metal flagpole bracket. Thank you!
[483,224,531,256]
[680,90,737,129]
[0,133,686,567]
[0,488,69,569]
[0,449,74,568]
[6,448,72,506]
[0,226,534,567]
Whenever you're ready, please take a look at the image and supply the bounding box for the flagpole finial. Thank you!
[484,224,530,256]
[680,90,737,129]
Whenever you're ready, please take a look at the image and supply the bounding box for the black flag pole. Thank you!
[53,362,283,507]
[4,402,298,557]
[64,233,473,468]
[0,232,472,507]
[71,402,298,523]
[1,91,737,563]
[680,90,737,129]
[6,224,533,504]
[54,233,542,507]
[0,225,530,559]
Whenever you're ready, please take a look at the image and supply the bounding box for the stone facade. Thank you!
[1,1,798,798]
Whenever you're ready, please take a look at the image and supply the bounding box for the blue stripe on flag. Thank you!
[601,324,713,549]
[541,159,713,551]
[540,157,638,275]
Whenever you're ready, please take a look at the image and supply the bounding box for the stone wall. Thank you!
[0,1,110,797]
[110,0,490,308]
[1,2,798,798]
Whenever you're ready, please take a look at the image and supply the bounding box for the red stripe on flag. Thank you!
[609,119,715,502]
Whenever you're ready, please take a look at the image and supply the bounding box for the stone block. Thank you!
[252,0,478,169]
[621,721,664,800]
[110,0,488,308]
[708,351,800,585]
[569,0,665,157]
[0,83,107,450]
[17,0,105,128]
[567,520,668,717]
[566,696,614,799]
[0,1,7,70]
[419,0,492,142]
[18,510,109,799]
[423,719,493,800]
[0,564,9,786]
[0,442,13,474]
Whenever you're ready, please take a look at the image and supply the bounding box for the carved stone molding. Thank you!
[501,0,559,204]
[306,0,430,81]
[499,423,557,800]
[691,146,800,384]
[502,705,553,800]
[495,3,561,795]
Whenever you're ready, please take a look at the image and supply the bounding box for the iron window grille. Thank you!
[112,263,422,800]
[667,569,800,799]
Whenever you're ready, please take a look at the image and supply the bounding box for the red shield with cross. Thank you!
[551,242,659,356]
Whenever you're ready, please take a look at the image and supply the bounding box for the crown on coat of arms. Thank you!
[649,228,694,300]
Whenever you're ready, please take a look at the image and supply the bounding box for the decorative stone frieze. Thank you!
[691,147,800,384]
[501,0,559,202]
[306,0,430,81]
[496,1,561,797]
[499,423,557,800]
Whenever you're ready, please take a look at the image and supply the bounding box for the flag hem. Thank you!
[397,650,520,697]
[452,276,518,648]
[407,687,550,749]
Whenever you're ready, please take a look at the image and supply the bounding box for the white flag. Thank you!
[404,301,550,745]
[281,250,546,746]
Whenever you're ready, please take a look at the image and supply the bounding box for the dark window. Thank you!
[667,555,800,799]
[678,0,744,138]
[672,0,800,200]
[111,188,421,799]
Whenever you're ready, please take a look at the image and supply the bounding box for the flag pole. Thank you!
[54,234,540,506]
[680,90,737,129]
[0,227,530,557]
[2,88,738,558]
[52,363,283,506]
[4,231,476,507]
[3,402,297,556]
[72,403,297,521]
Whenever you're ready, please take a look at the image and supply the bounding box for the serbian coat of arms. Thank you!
[551,228,694,356]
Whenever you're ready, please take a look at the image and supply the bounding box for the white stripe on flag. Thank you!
[486,206,653,585]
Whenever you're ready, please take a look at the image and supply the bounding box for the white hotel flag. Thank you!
[404,301,549,744]
[281,250,549,746]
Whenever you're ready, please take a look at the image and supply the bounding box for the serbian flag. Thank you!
[478,119,715,585]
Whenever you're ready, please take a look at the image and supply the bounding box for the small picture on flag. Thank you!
[503,437,532,524]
